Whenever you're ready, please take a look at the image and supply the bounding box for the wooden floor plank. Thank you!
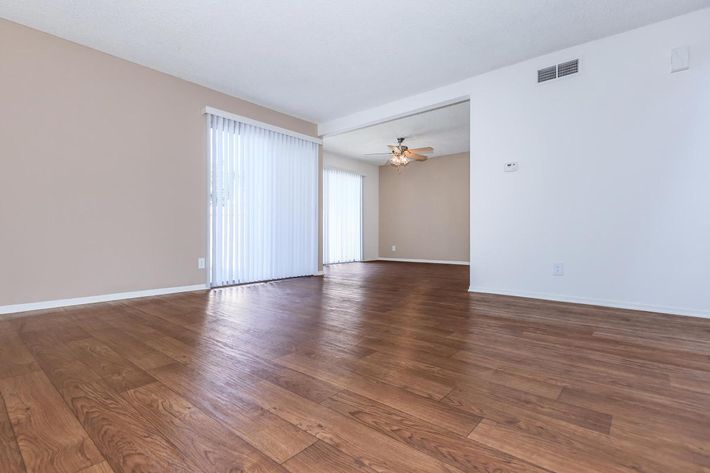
[241,379,468,473]
[0,332,40,380]
[443,381,612,434]
[362,350,562,399]
[0,390,26,473]
[276,351,480,435]
[19,332,103,394]
[66,337,156,393]
[76,462,115,473]
[83,328,176,371]
[471,419,617,473]
[122,382,287,473]
[0,371,104,473]
[558,386,710,450]
[282,441,379,473]
[60,379,199,473]
[469,418,680,473]
[323,390,549,473]
[148,362,317,463]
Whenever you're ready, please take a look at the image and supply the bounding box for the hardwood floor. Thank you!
[1,261,710,472]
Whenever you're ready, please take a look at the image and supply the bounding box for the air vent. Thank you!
[558,59,579,77]
[537,66,557,83]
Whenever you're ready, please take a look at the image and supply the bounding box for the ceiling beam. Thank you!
[317,77,473,138]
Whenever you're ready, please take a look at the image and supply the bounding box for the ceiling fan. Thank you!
[365,137,433,168]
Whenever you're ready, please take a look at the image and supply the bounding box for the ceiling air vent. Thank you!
[537,66,557,83]
[558,59,579,77]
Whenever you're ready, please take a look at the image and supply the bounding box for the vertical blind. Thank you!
[323,168,363,264]
[208,113,318,287]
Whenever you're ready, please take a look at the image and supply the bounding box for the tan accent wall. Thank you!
[0,19,318,306]
[379,152,469,262]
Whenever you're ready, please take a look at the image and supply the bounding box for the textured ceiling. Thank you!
[2,1,709,122]
[324,101,469,165]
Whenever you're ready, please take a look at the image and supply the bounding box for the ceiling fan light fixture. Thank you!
[388,153,410,168]
[378,137,431,169]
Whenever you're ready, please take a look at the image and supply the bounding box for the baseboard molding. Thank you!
[378,258,470,266]
[0,284,209,316]
[313,271,325,276]
[468,286,710,320]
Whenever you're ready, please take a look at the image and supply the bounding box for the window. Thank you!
[323,168,363,264]
[208,112,319,286]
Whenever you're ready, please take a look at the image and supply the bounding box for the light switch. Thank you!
[671,46,690,73]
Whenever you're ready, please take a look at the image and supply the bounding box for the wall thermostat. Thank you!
[504,162,519,172]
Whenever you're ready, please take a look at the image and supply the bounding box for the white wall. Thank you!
[468,9,710,317]
[323,153,380,261]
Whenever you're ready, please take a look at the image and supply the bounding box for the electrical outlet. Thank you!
[391,244,396,252]
[552,263,564,276]
[198,257,206,269]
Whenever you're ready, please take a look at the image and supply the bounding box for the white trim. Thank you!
[360,176,364,262]
[204,113,212,288]
[323,164,367,177]
[467,286,710,320]
[378,258,470,266]
[0,284,209,316]
[313,271,325,276]
[204,106,322,144]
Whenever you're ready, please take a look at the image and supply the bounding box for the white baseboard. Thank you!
[468,286,710,320]
[0,284,209,316]
[313,271,325,276]
[378,258,470,266]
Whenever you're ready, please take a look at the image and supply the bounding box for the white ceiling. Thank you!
[324,101,469,165]
[2,1,709,123]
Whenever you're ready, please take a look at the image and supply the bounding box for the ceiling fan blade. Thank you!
[363,152,393,156]
[409,153,428,161]
[407,147,433,154]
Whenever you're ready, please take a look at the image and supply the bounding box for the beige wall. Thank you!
[0,19,318,306]
[323,153,379,261]
[379,152,469,262]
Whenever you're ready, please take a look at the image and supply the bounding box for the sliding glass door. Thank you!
[323,168,363,264]
[208,113,319,286]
